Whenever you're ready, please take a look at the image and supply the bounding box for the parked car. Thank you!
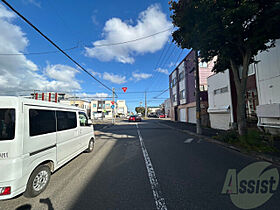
[148,113,157,118]
[0,96,95,200]
[128,115,141,122]
[159,114,165,118]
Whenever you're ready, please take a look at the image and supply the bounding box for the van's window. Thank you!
[57,111,77,131]
[0,109,15,140]
[79,112,88,126]
[29,109,56,136]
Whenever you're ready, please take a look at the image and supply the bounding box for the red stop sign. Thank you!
[111,101,114,105]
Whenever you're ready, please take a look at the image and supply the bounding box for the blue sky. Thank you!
[0,0,189,111]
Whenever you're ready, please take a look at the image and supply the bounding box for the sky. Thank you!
[0,0,189,111]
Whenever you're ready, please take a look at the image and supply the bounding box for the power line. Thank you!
[0,27,173,56]
[85,28,173,48]
[153,88,169,99]
[1,0,112,92]
[0,45,79,56]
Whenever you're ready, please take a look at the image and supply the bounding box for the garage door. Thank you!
[179,108,186,122]
[188,107,196,124]
[209,113,231,130]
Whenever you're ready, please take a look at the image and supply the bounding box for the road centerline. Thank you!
[136,123,168,210]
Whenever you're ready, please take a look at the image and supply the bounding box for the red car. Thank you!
[129,115,141,122]
[159,114,165,118]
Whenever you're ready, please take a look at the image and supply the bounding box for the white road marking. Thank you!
[136,123,168,210]
[184,138,194,143]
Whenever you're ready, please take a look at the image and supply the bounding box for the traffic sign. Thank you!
[122,87,128,93]
[111,101,114,105]
[111,105,115,109]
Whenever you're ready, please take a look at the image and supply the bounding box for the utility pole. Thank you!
[112,88,115,124]
[145,91,147,118]
[195,50,202,134]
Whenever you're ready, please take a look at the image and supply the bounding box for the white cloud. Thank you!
[90,70,102,78]
[155,68,169,75]
[23,0,41,8]
[77,92,109,99]
[85,4,172,64]
[0,4,81,95]
[131,72,152,81]
[103,72,126,84]
[168,62,175,68]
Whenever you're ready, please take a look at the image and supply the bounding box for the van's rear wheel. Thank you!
[86,138,94,153]
[24,165,51,198]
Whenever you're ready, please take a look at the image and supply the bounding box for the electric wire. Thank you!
[1,0,112,92]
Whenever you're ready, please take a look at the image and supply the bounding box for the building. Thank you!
[91,100,112,119]
[60,98,91,116]
[30,92,66,102]
[169,50,214,125]
[207,58,259,130]
[163,98,171,118]
[116,100,128,117]
[91,99,128,119]
[207,70,235,130]
[256,40,280,134]
[148,106,161,115]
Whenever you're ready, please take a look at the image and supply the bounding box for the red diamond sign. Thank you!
[111,101,114,105]
[122,87,128,93]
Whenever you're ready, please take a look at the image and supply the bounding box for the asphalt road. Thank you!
[1,119,280,210]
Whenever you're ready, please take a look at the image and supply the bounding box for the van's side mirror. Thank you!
[87,119,93,126]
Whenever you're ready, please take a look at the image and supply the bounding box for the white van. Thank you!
[0,97,95,200]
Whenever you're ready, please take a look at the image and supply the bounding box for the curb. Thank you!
[157,121,280,167]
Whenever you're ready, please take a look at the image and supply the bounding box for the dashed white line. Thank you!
[184,138,194,143]
[136,123,168,210]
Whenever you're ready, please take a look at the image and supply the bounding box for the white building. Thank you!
[116,100,128,117]
[90,99,128,119]
[256,40,280,134]
[207,70,234,130]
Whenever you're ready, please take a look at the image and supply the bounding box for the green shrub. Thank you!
[215,129,279,155]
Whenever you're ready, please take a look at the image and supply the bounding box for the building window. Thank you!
[98,103,102,108]
[179,71,184,82]
[93,104,96,108]
[179,90,185,99]
[172,78,177,87]
[214,86,228,95]
[106,103,110,107]
[221,86,228,93]
[199,62,208,68]
[173,94,177,102]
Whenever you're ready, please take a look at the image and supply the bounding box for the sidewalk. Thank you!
[157,119,224,138]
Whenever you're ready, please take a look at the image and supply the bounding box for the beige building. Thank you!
[91,100,112,119]
[60,99,91,116]
[91,99,128,119]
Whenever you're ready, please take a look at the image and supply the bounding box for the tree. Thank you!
[170,0,280,135]
[135,107,145,115]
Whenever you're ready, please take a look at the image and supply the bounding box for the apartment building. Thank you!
[169,50,214,125]
[60,98,91,116]
[91,99,128,119]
